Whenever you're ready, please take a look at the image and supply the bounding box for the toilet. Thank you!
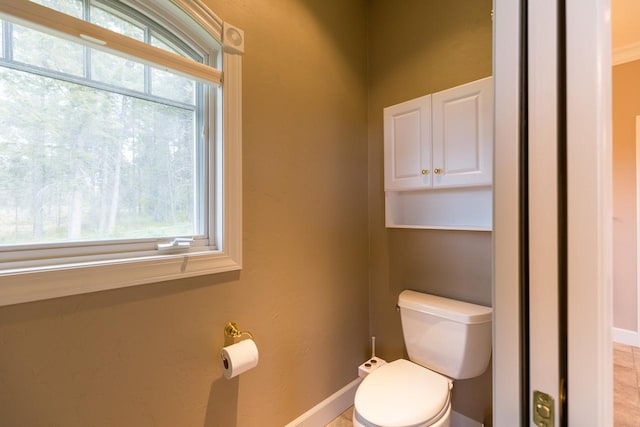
[353,290,492,427]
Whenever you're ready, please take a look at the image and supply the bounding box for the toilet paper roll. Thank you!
[220,339,259,379]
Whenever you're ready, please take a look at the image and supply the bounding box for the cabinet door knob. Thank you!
[421,169,430,175]
[434,168,442,174]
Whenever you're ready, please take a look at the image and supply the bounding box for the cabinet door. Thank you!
[383,94,432,190]
[432,77,493,188]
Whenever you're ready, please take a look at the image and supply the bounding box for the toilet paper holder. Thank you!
[221,322,257,376]
[224,321,254,340]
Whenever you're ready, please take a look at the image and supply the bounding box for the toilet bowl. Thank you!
[352,290,492,427]
[352,359,452,427]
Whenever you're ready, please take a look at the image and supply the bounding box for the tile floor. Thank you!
[326,346,639,427]
[614,343,640,426]
[325,406,353,427]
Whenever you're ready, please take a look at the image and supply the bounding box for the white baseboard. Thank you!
[451,411,484,427]
[613,327,640,347]
[613,41,640,66]
[285,377,362,427]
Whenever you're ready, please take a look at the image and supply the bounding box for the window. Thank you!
[0,0,243,305]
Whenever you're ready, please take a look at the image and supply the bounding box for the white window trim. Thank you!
[0,0,222,84]
[0,1,243,306]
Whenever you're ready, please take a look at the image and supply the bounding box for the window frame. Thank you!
[0,0,243,306]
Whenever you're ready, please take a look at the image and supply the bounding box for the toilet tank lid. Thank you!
[398,290,492,324]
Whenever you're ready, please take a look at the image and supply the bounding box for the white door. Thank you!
[528,1,561,425]
[493,0,613,426]
[565,1,613,425]
[431,77,493,188]
[383,95,432,190]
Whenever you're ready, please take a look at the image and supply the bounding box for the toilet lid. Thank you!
[354,359,451,427]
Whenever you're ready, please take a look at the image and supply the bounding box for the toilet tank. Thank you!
[398,290,492,380]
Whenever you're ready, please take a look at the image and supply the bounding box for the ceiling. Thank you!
[612,0,640,49]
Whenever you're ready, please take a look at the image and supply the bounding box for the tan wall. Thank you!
[0,1,497,425]
[0,1,369,426]
[613,60,640,332]
[367,0,493,423]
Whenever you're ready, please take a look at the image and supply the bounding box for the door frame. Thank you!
[493,0,613,424]
[492,0,524,424]
[612,115,640,346]
[565,0,613,424]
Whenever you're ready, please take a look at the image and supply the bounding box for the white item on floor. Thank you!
[358,356,387,378]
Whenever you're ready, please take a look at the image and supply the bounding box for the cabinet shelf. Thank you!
[385,186,492,231]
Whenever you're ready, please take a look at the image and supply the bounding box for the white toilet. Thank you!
[353,290,492,427]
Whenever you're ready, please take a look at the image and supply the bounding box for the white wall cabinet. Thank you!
[384,76,493,230]
[383,94,432,190]
[432,76,493,187]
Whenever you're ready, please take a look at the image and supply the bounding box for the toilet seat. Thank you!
[354,359,452,427]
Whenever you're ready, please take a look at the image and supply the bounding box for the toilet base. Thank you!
[352,401,451,427]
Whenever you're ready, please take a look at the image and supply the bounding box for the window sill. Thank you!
[0,249,241,306]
